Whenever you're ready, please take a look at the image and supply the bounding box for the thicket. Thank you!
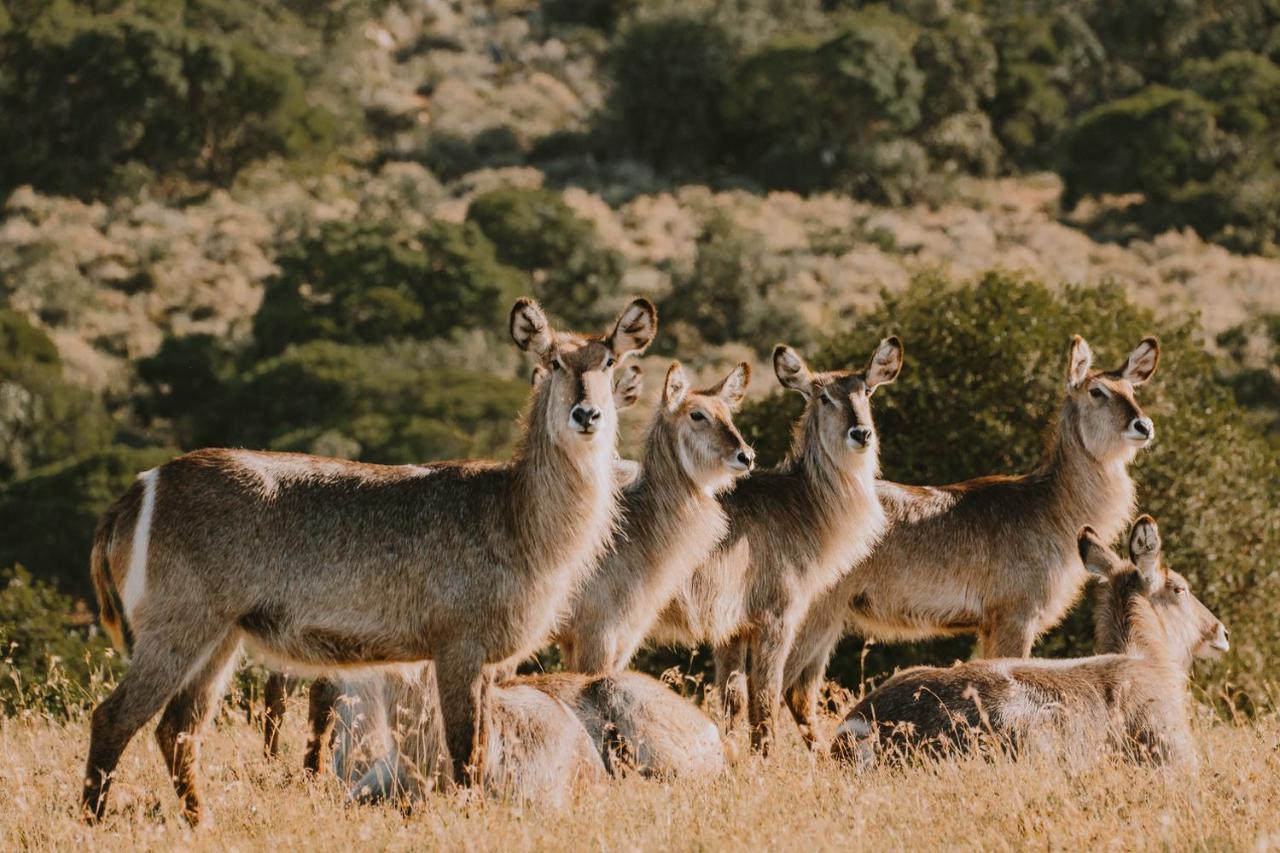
[735,273,1278,707]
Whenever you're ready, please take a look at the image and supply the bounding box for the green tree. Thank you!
[466,187,623,327]
[737,273,1278,706]
[252,220,527,357]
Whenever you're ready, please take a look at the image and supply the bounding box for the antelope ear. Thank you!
[531,365,549,388]
[865,336,904,393]
[1119,337,1160,386]
[1129,515,1165,590]
[774,345,814,398]
[663,361,689,413]
[511,298,553,357]
[613,364,644,410]
[1066,335,1093,389]
[608,298,658,361]
[1078,526,1121,580]
[708,362,752,408]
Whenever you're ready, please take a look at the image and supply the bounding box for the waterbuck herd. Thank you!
[81,296,1229,824]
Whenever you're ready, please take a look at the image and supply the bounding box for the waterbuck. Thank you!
[650,338,903,753]
[558,360,755,674]
[331,665,608,809]
[781,335,1160,747]
[832,517,1228,768]
[82,297,656,824]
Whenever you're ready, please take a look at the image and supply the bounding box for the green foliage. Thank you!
[0,446,176,599]
[541,0,639,33]
[0,564,121,718]
[658,211,808,356]
[198,341,529,463]
[0,2,334,199]
[253,220,527,357]
[1175,50,1280,137]
[737,273,1279,703]
[466,187,623,327]
[0,310,113,483]
[604,11,734,175]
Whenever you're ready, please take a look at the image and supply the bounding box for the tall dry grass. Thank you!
[3,687,1277,852]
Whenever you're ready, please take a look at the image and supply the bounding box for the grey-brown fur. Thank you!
[651,338,903,753]
[831,517,1228,769]
[559,360,754,674]
[782,336,1161,747]
[81,297,656,824]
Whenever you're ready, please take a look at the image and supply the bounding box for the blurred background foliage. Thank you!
[0,0,1277,718]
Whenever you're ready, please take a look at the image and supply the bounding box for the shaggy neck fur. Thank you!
[508,376,619,589]
[1038,402,1137,547]
[778,402,885,581]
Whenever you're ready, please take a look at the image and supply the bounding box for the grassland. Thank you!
[3,693,1277,852]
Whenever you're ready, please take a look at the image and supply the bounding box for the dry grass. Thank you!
[3,699,1278,852]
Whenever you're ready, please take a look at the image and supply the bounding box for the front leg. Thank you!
[784,660,824,751]
[713,635,750,730]
[747,614,796,756]
[983,615,1036,659]
[434,649,491,789]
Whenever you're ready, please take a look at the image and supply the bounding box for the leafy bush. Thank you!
[0,446,176,599]
[0,3,333,199]
[252,220,527,356]
[541,0,639,33]
[198,341,529,463]
[466,187,623,327]
[0,310,113,483]
[737,273,1278,705]
[0,565,121,718]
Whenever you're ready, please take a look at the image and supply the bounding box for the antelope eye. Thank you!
[820,394,834,406]
[1089,387,1105,399]
[604,355,617,369]
[690,411,706,422]
[552,358,564,372]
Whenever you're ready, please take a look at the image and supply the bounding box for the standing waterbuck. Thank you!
[81,297,656,823]
[651,338,903,753]
[781,335,1160,747]
[832,517,1228,768]
[559,360,755,674]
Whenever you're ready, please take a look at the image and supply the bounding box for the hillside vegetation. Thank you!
[1,0,1277,745]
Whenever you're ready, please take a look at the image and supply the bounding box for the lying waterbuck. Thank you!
[558,360,755,674]
[331,665,608,809]
[832,517,1228,768]
[82,297,656,823]
[262,363,648,768]
[651,339,903,753]
[782,335,1160,747]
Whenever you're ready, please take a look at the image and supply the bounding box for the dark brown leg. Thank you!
[434,651,490,789]
[304,677,341,775]
[262,672,288,758]
[713,636,749,729]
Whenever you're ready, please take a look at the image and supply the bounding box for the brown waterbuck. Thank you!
[781,335,1160,748]
[81,297,656,824]
[832,517,1228,768]
[650,338,903,753]
[558,360,755,674]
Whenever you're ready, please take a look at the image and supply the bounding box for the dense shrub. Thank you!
[0,446,176,599]
[0,3,333,198]
[200,341,529,463]
[541,0,639,33]
[252,221,527,356]
[466,187,623,327]
[736,273,1278,705]
[0,311,113,483]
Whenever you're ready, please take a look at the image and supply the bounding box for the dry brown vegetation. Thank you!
[3,687,1278,851]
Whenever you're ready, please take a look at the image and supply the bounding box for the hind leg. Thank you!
[983,616,1036,659]
[785,661,824,751]
[262,672,291,758]
[713,636,749,730]
[303,677,341,775]
[154,632,242,825]
[81,625,229,822]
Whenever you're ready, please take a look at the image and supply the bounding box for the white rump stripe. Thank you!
[123,468,158,622]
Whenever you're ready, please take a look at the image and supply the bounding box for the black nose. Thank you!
[848,426,872,445]
[571,405,601,428]
[1132,418,1151,438]
[737,449,755,468]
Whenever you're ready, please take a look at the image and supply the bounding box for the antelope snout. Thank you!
[1211,624,1230,653]
[1126,417,1155,444]
[847,425,873,449]
[729,448,755,472]
[570,404,602,434]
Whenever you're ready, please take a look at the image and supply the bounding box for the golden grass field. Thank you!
[3,691,1278,852]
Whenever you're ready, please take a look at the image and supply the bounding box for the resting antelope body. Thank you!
[650,339,903,753]
[81,297,656,824]
[781,336,1160,747]
[832,517,1228,768]
[558,360,755,674]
